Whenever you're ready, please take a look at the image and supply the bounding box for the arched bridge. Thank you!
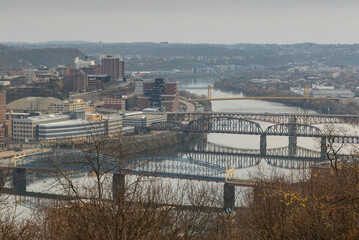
[185,117,263,134]
[264,123,322,137]
[149,117,264,135]
[150,118,321,137]
[149,117,359,144]
[167,112,359,125]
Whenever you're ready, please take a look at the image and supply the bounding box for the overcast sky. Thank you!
[1,0,359,44]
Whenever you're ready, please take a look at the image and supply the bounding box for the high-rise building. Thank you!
[101,55,124,81]
[138,78,179,112]
[72,70,88,92]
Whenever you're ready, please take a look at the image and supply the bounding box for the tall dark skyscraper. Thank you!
[101,55,124,81]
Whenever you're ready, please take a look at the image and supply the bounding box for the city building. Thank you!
[101,55,125,81]
[55,65,68,77]
[36,67,58,81]
[138,78,179,112]
[122,112,167,127]
[72,70,88,92]
[74,56,95,69]
[0,92,6,145]
[0,81,10,89]
[312,84,335,90]
[12,111,122,142]
[7,97,63,113]
[87,75,111,90]
[12,113,72,142]
[104,96,126,110]
[49,99,92,113]
[309,89,354,98]
[62,65,88,92]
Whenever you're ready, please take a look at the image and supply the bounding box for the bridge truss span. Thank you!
[265,123,323,137]
[149,121,185,131]
[185,116,263,135]
[167,112,359,125]
[266,146,322,158]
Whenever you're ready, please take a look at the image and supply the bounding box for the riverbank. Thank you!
[120,131,206,157]
[214,78,359,115]
[50,131,206,159]
[179,90,212,111]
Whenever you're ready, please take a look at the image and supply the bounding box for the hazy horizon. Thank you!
[2,0,359,44]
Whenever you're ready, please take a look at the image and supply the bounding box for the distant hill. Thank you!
[3,42,359,71]
[0,45,85,70]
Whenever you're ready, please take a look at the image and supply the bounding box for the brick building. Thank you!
[138,78,179,112]
[104,96,126,110]
[72,70,88,92]
[101,55,124,81]
[87,75,111,90]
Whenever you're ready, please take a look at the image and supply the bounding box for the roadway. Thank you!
[179,98,195,112]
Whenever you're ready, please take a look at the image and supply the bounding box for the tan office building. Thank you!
[49,99,92,113]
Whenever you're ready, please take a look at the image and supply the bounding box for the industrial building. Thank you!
[11,111,122,142]
[138,78,179,112]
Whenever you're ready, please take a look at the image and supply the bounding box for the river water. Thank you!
[181,82,359,178]
[6,80,359,211]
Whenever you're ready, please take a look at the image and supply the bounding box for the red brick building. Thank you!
[72,70,88,92]
[138,78,179,112]
[104,96,126,110]
[101,56,124,81]
[63,65,88,92]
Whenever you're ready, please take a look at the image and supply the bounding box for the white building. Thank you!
[74,57,95,69]
[12,111,122,142]
[312,84,335,90]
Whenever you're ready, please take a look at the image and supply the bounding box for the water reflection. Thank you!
[125,138,327,181]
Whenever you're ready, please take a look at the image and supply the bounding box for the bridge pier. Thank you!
[0,169,5,189]
[12,168,26,194]
[260,134,267,156]
[224,183,235,210]
[321,137,327,160]
[112,173,125,201]
[288,135,297,156]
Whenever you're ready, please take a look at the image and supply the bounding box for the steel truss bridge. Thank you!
[149,116,359,144]
[6,142,354,182]
[167,112,359,125]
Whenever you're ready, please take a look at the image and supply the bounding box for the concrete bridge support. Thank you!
[0,170,5,189]
[224,183,235,210]
[112,173,125,201]
[288,135,298,156]
[321,137,327,160]
[260,134,267,156]
[12,168,26,194]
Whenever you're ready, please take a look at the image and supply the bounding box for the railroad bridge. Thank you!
[167,112,359,125]
[3,142,354,210]
[149,116,359,160]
